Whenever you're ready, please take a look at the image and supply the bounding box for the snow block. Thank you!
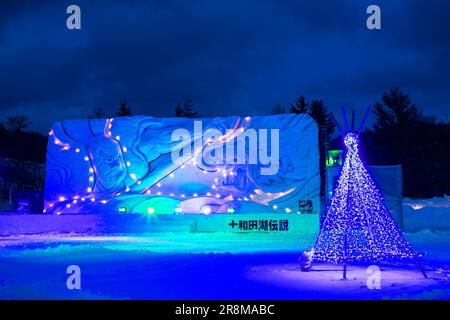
[0,213,319,236]
[44,114,320,216]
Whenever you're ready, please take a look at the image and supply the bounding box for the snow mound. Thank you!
[404,196,450,232]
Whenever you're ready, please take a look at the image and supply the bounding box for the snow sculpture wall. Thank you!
[44,114,319,215]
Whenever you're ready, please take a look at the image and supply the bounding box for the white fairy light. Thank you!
[314,132,417,263]
[201,206,211,215]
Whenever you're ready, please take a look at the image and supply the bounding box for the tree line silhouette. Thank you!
[0,88,448,198]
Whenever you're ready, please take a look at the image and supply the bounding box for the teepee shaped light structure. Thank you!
[313,107,427,279]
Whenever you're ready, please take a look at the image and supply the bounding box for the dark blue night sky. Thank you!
[1,0,449,132]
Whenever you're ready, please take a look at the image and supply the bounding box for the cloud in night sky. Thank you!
[0,0,449,132]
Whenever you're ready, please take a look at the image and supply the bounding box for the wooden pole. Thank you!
[343,262,347,280]
[330,113,343,135]
[342,230,348,280]
[341,106,349,133]
[351,109,356,131]
[415,255,428,279]
[358,106,372,133]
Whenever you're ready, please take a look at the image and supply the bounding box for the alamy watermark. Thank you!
[66,5,81,30]
[66,265,81,290]
[66,5,380,31]
[366,5,381,30]
[171,121,280,175]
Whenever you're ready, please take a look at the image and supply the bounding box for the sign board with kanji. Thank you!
[194,213,319,234]
[227,218,290,232]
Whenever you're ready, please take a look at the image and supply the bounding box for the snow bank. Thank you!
[0,213,318,237]
[403,196,450,232]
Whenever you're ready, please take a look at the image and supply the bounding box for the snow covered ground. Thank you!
[0,197,449,300]
[0,230,449,299]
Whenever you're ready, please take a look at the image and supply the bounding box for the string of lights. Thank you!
[314,132,417,263]
[45,117,297,215]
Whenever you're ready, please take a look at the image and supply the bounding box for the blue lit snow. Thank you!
[1,229,450,299]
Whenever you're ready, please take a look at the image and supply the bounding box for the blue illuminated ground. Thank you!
[1,231,450,299]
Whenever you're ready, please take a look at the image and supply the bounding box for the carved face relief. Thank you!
[88,136,127,192]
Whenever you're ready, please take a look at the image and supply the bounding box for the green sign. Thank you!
[326,149,343,167]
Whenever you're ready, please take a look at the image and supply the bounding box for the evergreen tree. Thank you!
[309,100,335,141]
[308,100,335,207]
[364,87,449,197]
[5,115,31,133]
[174,102,184,117]
[88,106,107,119]
[174,97,199,118]
[116,102,133,117]
[271,104,286,114]
[290,96,308,114]
[373,87,423,131]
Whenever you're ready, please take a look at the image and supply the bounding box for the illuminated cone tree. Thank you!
[313,108,426,278]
